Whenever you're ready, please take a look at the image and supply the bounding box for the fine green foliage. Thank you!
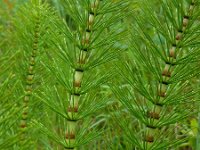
[1,0,200,150]
[36,0,129,149]
[113,0,200,149]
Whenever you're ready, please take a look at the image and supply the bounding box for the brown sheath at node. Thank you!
[82,39,89,45]
[147,111,160,120]
[20,121,26,128]
[162,70,171,77]
[158,91,166,97]
[68,106,78,112]
[145,135,154,143]
[176,32,182,41]
[183,16,189,27]
[169,47,176,59]
[73,81,81,88]
[66,133,75,139]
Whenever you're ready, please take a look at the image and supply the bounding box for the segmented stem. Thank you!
[19,13,40,146]
[144,0,195,146]
[65,0,101,149]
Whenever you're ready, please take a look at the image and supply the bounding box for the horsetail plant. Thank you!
[11,1,55,149]
[2,0,200,149]
[113,0,200,149]
[36,0,129,149]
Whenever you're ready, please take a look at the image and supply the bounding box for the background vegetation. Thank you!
[1,0,200,149]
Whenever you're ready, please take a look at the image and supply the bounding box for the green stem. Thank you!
[65,0,101,149]
[19,11,40,147]
[144,0,196,147]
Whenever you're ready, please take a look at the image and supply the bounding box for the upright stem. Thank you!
[19,11,40,147]
[65,0,101,149]
[144,0,195,147]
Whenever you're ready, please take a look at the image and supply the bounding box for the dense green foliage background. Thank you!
[1,0,200,149]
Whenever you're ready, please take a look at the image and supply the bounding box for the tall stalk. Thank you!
[65,1,102,149]
[13,1,53,149]
[19,6,41,148]
[114,0,200,149]
[144,0,196,147]
[37,0,129,149]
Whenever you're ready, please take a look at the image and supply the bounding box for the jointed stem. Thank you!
[144,0,196,147]
[65,0,101,148]
[19,12,41,147]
